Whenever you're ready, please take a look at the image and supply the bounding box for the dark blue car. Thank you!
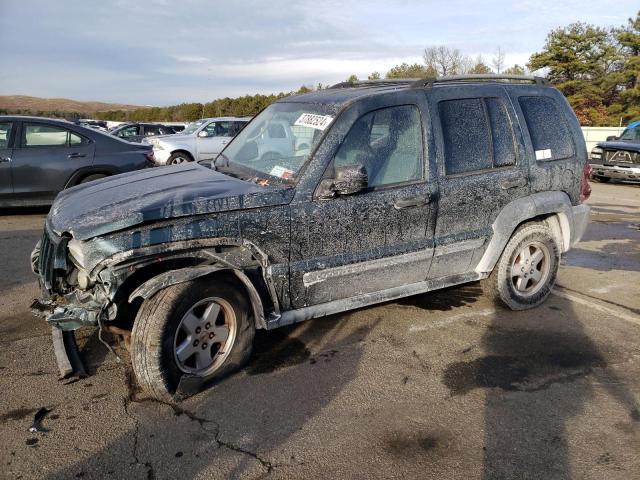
[0,116,155,207]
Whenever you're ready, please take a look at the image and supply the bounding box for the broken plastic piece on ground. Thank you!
[28,407,51,433]
[51,327,88,379]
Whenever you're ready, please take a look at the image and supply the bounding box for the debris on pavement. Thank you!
[28,407,51,433]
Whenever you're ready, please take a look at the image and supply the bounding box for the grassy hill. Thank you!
[0,95,145,115]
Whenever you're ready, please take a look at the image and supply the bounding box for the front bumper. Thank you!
[590,163,640,181]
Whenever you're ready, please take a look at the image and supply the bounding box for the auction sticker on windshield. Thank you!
[270,165,295,179]
[294,113,334,131]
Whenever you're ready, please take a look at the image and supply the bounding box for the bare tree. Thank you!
[423,46,472,76]
[491,47,506,73]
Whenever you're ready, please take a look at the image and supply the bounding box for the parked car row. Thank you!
[589,120,640,183]
[109,122,180,143]
[143,117,251,164]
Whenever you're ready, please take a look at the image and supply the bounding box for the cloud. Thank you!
[0,0,637,104]
[172,55,210,64]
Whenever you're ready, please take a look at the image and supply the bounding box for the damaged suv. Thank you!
[32,75,591,401]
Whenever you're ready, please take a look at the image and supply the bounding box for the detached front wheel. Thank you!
[131,277,255,402]
[482,222,560,310]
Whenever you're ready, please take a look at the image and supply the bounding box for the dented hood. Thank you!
[49,163,288,240]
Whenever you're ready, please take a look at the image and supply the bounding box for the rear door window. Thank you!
[518,96,574,161]
[116,125,140,138]
[439,97,516,175]
[23,124,72,147]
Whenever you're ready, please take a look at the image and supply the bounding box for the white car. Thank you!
[144,117,251,165]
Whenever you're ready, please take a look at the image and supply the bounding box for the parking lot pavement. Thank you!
[1,182,639,480]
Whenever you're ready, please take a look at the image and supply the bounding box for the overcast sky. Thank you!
[0,0,636,106]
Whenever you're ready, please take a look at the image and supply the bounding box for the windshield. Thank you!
[182,119,208,135]
[619,125,640,143]
[216,102,336,186]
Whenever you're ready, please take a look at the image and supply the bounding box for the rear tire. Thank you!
[79,174,107,184]
[481,222,559,311]
[131,277,255,402]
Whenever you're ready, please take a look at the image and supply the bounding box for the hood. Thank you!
[49,164,290,240]
[596,140,640,153]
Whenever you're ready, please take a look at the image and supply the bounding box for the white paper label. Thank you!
[535,149,552,160]
[294,113,334,131]
[269,165,295,179]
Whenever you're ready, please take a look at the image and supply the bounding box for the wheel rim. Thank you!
[173,297,237,376]
[171,156,187,164]
[510,241,550,297]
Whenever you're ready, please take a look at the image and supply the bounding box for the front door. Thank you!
[427,85,530,278]
[197,121,233,160]
[289,103,437,308]
[11,122,95,203]
[0,121,15,199]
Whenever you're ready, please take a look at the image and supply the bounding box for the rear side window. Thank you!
[439,97,516,175]
[117,125,140,138]
[518,96,574,161]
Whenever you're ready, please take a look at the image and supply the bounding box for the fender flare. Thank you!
[475,191,574,274]
[128,265,267,329]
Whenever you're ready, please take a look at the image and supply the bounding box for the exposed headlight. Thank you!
[590,147,602,159]
[77,269,94,290]
[68,239,88,268]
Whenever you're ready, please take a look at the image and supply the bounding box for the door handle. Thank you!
[500,177,528,190]
[68,153,87,159]
[393,194,432,210]
[0,156,10,163]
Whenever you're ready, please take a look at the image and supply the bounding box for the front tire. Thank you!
[481,222,560,311]
[593,175,611,183]
[131,277,255,402]
[168,152,193,165]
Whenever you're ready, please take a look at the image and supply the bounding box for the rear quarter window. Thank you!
[518,96,574,161]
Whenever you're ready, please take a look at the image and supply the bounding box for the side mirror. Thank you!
[198,130,210,138]
[318,164,368,199]
[606,135,618,141]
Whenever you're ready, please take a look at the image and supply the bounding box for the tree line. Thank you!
[5,10,638,126]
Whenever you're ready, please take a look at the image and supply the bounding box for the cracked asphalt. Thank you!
[1,181,639,479]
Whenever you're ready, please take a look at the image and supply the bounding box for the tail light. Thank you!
[145,150,155,163]
[579,162,592,203]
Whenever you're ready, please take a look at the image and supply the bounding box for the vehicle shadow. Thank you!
[443,293,639,478]
[46,312,379,479]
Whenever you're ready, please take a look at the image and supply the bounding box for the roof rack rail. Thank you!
[411,74,549,88]
[329,79,418,89]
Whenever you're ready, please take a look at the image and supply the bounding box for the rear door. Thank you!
[427,85,530,278]
[11,122,95,203]
[0,121,15,199]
